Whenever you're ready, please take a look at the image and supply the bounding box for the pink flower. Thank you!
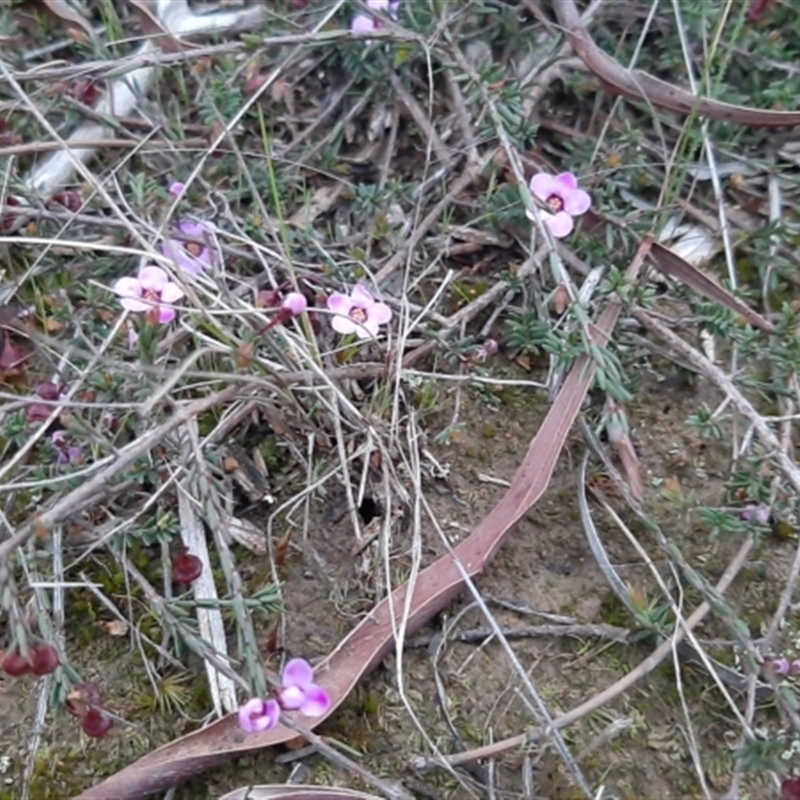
[236,657,330,735]
[772,657,791,676]
[277,658,331,717]
[282,292,307,316]
[112,266,184,324]
[237,697,279,733]
[352,0,399,33]
[527,171,591,238]
[168,182,186,196]
[160,220,215,277]
[739,504,771,524]
[327,284,392,339]
[50,431,82,465]
[472,338,499,364]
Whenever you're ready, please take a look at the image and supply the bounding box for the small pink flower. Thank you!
[327,284,392,339]
[527,171,591,238]
[473,338,499,363]
[739,504,771,524]
[236,657,329,734]
[352,0,399,33]
[112,266,184,324]
[160,220,215,277]
[168,182,186,196]
[772,657,791,676]
[237,697,279,733]
[50,431,82,465]
[282,292,307,317]
[277,658,331,717]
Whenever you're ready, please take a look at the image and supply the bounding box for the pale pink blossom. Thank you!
[237,697,279,733]
[327,284,392,339]
[352,0,399,33]
[282,292,307,316]
[160,220,216,277]
[527,171,591,238]
[739,504,771,524]
[112,266,184,324]
[277,658,330,717]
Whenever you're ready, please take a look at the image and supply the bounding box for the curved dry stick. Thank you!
[218,787,383,800]
[553,0,800,127]
[73,239,652,800]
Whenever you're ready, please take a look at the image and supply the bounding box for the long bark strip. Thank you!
[554,0,800,127]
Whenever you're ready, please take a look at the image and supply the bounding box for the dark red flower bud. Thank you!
[29,643,59,676]
[36,382,62,401]
[49,191,82,213]
[171,552,203,584]
[244,73,267,94]
[746,0,772,22]
[72,81,99,105]
[81,707,114,738]
[2,649,30,677]
[782,778,800,800]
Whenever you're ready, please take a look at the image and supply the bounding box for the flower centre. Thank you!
[350,307,368,324]
[184,242,203,257]
[546,194,564,213]
[142,289,161,304]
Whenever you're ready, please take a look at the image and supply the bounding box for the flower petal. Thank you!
[327,293,353,315]
[279,685,305,711]
[553,172,578,192]
[282,658,314,689]
[119,296,152,313]
[300,684,331,717]
[282,292,307,316]
[546,211,574,238]
[351,13,376,32]
[368,302,392,326]
[112,276,142,299]
[138,266,169,292]
[159,282,185,304]
[354,319,377,339]
[176,220,209,239]
[563,188,591,216]
[332,316,358,335]
[350,284,375,308]
[161,239,207,277]
[529,173,558,202]
[157,306,176,324]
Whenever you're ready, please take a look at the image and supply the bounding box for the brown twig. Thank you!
[415,535,753,769]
